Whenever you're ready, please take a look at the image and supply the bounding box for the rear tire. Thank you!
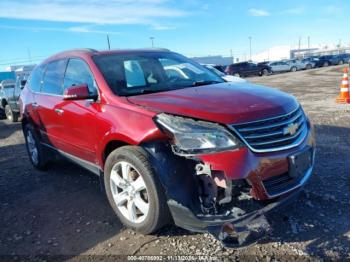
[5,105,18,122]
[261,69,269,76]
[323,61,329,67]
[104,146,171,234]
[305,64,312,70]
[23,124,49,170]
[290,67,297,72]
[339,60,344,65]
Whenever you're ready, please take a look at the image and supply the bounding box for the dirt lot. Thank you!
[1,66,350,261]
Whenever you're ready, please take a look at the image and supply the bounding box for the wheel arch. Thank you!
[1,98,7,108]
[103,140,129,164]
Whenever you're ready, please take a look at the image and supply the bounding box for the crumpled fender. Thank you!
[141,141,202,214]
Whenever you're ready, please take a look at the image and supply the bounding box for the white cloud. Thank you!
[0,24,120,35]
[248,8,270,17]
[283,6,306,15]
[0,0,188,26]
[151,24,176,30]
[323,5,343,15]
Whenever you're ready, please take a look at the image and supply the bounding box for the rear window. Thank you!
[42,59,67,95]
[28,65,46,92]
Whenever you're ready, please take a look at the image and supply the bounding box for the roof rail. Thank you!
[65,48,98,53]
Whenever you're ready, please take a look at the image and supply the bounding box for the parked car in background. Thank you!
[202,64,247,83]
[20,48,315,247]
[257,61,270,66]
[300,57,317,69]
[0,79,22,122]
[329,53,350,65]
[268,61,297,73]
[287,59,314,70]
[225,62,271,77]
[212,64,227,73]
[314,55,335,67]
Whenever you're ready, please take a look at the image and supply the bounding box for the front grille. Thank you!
[230,107,308,152]
[262,172,302,196]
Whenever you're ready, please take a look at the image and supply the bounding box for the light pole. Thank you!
[107,34,111,50]
[248,36,252,61]
[149,37,155,47]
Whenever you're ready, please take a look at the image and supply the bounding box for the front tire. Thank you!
[23,124,49,170]
[323,61,329,67]
[5,105,18,122]
[339,60,344,65]
[306,64,312,70]
[290,66,297,72]
[104,146,171,234]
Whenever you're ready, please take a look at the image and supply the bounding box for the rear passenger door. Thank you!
[58,58,100,164]
[35,59,67,147]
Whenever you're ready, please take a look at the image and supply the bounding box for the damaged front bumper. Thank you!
[168,185,303,248]
[142,125,315,248]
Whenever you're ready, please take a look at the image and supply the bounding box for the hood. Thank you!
[127,82,299,124]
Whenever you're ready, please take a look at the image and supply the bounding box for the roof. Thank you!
[43,48,171,63]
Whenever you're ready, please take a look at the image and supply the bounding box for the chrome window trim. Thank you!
[26,57,101,101]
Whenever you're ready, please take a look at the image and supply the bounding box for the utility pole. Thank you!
[298,36,301,58]
[230,49,234,63]
[149,37,155,47]
[249,36,252,61]
[107,34,111,50]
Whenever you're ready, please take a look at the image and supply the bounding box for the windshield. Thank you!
[93,52,224,96]
[204,65,225,77]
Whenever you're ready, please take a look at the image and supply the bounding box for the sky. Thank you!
[0,0,350,69]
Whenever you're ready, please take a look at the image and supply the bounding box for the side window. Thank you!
[28,65,46,92]
[123,60,146,88]
[42,60,66,95]
[63,59,97,94]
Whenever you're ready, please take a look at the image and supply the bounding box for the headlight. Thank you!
[155,113,242,155]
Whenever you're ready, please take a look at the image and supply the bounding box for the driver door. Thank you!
[58,58,100,164]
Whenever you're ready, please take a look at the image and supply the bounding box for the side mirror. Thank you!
[63,84,96,100]
[20,80,27,90]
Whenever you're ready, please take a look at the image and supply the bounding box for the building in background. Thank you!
[5,64,36,77]
[191,55,233,66]
[0,64,36,82]
[0,71,16,82]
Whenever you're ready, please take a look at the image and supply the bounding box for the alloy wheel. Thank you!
[110,161,149,224]
[27,131,39,165]
[5,106,12,121]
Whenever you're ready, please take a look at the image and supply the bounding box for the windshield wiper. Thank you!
[123,88,168,96]
[191,80,222,87]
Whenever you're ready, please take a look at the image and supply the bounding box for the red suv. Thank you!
[20,49,315,247]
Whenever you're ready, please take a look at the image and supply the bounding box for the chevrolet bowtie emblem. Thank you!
[283,123,299,136]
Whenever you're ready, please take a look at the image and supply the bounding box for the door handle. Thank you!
[32,102,39,108]
[54,108,64,115]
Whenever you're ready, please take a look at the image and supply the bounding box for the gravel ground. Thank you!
[0,65,350,261]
